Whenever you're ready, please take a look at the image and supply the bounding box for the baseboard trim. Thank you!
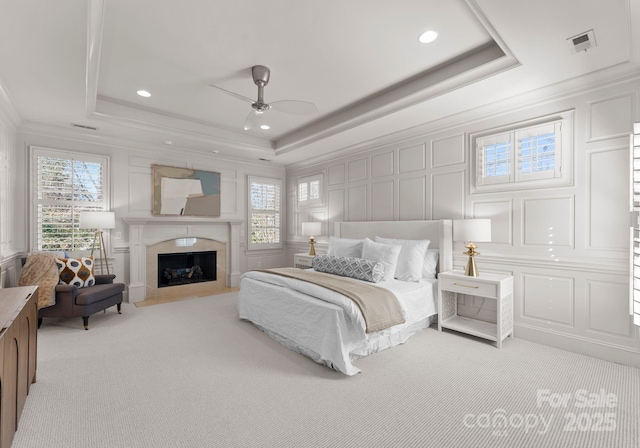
[515,324,640,367]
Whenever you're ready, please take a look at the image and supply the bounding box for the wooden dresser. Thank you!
[0,286,38,448]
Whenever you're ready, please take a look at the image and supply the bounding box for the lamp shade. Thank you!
[453,219,491,242]
[301,221,321,236]
[79,211,116,229]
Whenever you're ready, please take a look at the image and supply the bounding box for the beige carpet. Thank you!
[133,287,239,307]
[12,292,640,448]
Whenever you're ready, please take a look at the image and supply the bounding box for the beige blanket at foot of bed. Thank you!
[18,252,60,309]
[259,267,405,333]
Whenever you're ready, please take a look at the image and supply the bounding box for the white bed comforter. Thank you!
[238,270,437,375]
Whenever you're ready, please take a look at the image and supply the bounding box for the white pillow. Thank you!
[375,237,430,282]
[423,249,439,278]
[327,237,364,258]
[361,238,401,281]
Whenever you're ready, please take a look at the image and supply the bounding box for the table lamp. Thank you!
[453,219,491,277]
[79,211,116,274]
[301,222,322,256]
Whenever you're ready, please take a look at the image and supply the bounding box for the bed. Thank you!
[238,220,453,375]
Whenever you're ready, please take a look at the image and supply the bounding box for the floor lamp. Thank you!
[79,211,116,275]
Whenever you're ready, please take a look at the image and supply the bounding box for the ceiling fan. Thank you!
[210,65,318,131]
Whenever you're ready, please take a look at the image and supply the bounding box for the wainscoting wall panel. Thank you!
[586,280,632,338]
[328,164,345,185]
[220,179,238,215]
[432,170,465,220]
[587,147,628,250]
[432,133,465,168]
[348,158,367,182]
[128,168,152,213]
[522,273,575,326]
[587,92,635,142]
[371,151,394,178]
[286,75,640,367]
[399,176,426,220]
[347,184,367,221]
[472,199,513,245]
[398,143,426,173]
[328,189,345,224]
[522,196,574,248]
[371,180,394,221]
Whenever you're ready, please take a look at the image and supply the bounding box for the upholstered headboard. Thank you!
[334,220,453,274]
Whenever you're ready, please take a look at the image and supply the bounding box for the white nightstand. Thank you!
[438,270,514,348]
[293,253,315,269]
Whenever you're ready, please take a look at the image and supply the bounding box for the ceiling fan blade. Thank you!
[243,110,264,131]
[209,85,254,104]
[270,100,318,115]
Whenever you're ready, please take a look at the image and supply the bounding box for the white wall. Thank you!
[0,97,19,287]
[7,127,287,298]
[286,75,640,366]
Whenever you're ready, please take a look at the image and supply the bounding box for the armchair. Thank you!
[20,255,124,330]
[39,274,124,330]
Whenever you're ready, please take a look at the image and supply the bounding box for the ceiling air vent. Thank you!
[566,30,596,54]
[71,123,98,131]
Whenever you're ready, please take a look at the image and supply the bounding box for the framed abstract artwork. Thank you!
[152,164,221,217]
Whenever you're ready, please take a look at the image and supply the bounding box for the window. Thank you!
[631,123,640,327]
[32,147,109,251]
[297,174,322,206]
[248,176,282,250]
[472,111,573,193]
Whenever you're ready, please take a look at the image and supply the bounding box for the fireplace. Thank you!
[123,217,242,303]
[142,235,229,302]
[158,251,217,288]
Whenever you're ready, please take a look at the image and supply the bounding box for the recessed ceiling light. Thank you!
[260,125,270,130]
[212,150,219,154]
[137,90,151,97]
[418,30,438,44]
[164,140,173,145]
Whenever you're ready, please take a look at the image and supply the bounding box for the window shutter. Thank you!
[298,182,308,201]
[309,180,320,200]
[631,125,640,327]
[297,174,323,206]
[477,132,511,185]
[248,176,282,250]
[34,149,107,251]
[516,121,560,181]
[472,111,573,194]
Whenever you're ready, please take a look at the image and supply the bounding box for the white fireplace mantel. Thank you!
[123,217,244,226]
[123,217,243,303]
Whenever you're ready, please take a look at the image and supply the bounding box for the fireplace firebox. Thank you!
[157,251,217,288]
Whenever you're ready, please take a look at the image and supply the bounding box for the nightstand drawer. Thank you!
[439,276,497,298]
[293,254,315,269]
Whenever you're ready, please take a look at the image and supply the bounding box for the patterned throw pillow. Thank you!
[312,255,385,283]
[56,257,96,288]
